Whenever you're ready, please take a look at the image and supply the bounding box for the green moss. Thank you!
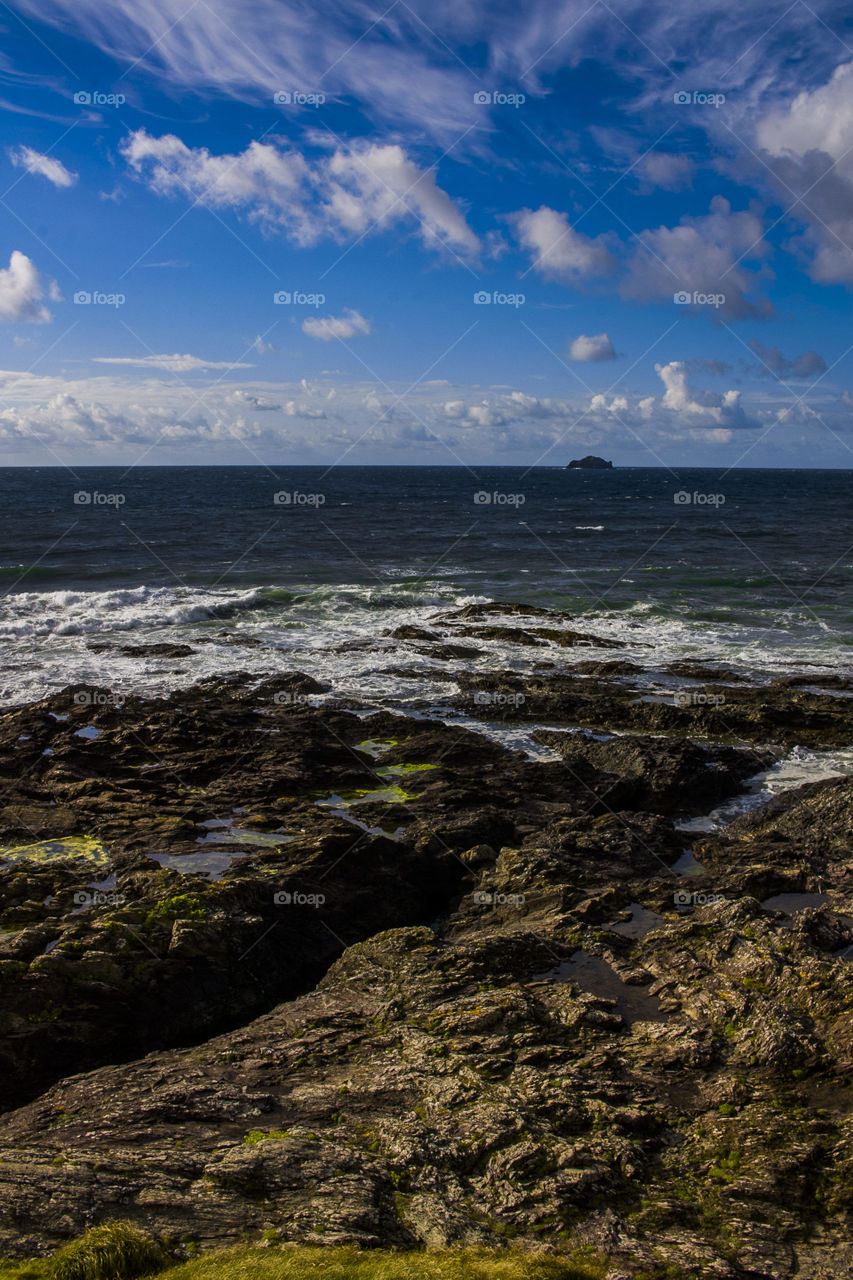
[242,1130,289,1146]
[143,896,207,931]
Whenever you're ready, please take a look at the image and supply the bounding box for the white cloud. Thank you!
[92,354,255,372]
[756,61,853,285]
[122,131,479,256]
[510,206,615,282]
[0,366,842,465]
[568,332,616,362]
[621,198,769,318]
[0,251,57,323]
[302,309,371,341]
[655,360,757,429]
[10,146,77,187]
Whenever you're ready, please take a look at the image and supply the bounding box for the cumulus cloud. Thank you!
[568,332,616,362]
[655,360,757,429]
[510,207,615,282]
[621,198,770,318]
[9,146,77,187]
[756,62,853,285]
[0,251,58,323]
[302,309,371,341]
[748,340,827,379]
[122,131,479,256]
[514,198,769,317]
[92,354,255,372]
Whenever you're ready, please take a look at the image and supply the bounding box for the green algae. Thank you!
[375,762,439,779]
[316,784,415,807]
[0,836,108,867]
[355,738,399,757]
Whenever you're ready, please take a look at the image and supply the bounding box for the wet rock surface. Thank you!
[0,605,851,1277]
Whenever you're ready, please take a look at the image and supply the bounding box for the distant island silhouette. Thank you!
[565,455,613,470]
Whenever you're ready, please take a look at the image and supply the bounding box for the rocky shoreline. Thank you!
[0,601,851,1279]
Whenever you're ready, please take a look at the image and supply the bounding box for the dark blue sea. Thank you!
[0,466,850,705]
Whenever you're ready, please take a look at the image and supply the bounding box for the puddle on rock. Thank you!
[148,849,246,879]
[74,725,101,741]
[315,784,415,808]
[761,892,830,914]
[670,850,706,877]
[0,836,109,867]
[535,950,665,1025]
[606,903,665,939]
[196,822,293,849]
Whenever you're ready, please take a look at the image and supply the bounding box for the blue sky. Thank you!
[1,0,853,465]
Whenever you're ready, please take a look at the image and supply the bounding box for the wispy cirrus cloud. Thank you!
[92,353,255,372]
[9,145,77,187]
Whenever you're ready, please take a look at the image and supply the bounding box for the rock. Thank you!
[566,456,613,469]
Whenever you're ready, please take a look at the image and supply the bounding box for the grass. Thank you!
[0,1237,607,1280]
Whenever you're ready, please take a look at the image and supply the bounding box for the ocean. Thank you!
[0,465,850,707]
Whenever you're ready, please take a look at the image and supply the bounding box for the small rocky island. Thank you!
[566,454,613,469]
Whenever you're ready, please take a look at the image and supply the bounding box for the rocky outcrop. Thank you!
[0,603,851,1277]
[565,456,613,469]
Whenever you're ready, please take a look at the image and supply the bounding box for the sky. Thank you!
[1,0,853,466]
